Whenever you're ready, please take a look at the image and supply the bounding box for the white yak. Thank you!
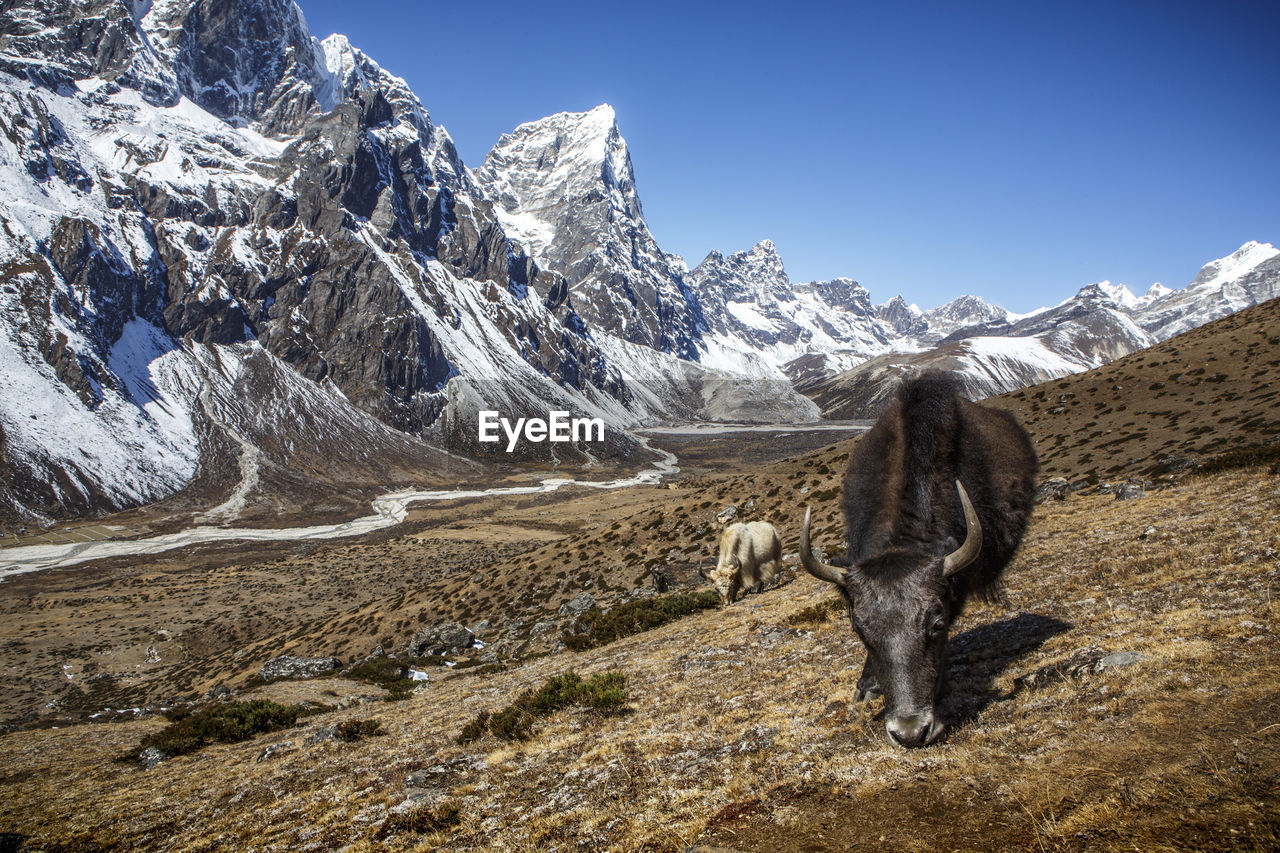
[706,521,783,605]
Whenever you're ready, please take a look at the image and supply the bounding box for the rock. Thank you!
[1096,651,1144,671]
[529,620,557,637]
[1156,455,1199,473]
[559,592,596,617]
[1140,526,1158,540]
[391,788,446,814]
[470,620,492,636]
[717,505,738,524]
[139,747,164,770]
[204,684,231,700]
[257,741,297,762]
[1034,477,1069,504]
[257,654,341,682]
[1114,482,1145,501]
[408,622,475,657]
[307,724,338,745]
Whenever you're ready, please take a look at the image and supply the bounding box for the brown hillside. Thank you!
[0,467,1276,851]
[990,295,1280,482]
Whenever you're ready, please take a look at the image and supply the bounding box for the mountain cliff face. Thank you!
[0,0,635,521]
[475,105,704,360]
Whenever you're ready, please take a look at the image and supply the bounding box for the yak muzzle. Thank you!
[885,710,943,748]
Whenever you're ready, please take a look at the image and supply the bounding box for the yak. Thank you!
[800,371,1037,747]
[707,521,783,606]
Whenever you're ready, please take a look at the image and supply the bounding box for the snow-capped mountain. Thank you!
[475,105,703,361]
[0,0,1275,524]
[797,244,1279,417]
[1138,241,1280,340]
[686,240,905,378]
[0,0,821,522]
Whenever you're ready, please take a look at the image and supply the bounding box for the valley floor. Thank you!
[0,463,1276,851]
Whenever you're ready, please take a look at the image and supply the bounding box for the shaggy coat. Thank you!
[802,371,1038,747]
[710,521,783,605]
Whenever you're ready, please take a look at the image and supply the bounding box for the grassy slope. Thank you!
[0,299,1278,850]
[0,467,1276,851]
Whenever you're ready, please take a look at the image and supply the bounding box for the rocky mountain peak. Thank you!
[138,0,335,136]
[875,295,928,336]
[805,277,872,315]
[475,104,701,358]
[690,239,791,303]
[1190,240,1279,290]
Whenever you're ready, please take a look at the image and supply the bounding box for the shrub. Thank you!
[456,671,628,744]
[784,597,846,627]
[335,719,383,742]
[377,800,462,838]
[344,656,442,700]
[138,700,317,758]
[561,591,720,652]
[1195,442,1280,476]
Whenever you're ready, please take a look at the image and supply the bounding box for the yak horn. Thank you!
[800,507,845,585]
[943,480,983,577]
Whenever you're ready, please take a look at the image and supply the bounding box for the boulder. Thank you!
[716,505,738,524]
[1095,651,1144,671]
[408,622,475,657]
[257,654,341,682]
[559,592,597,617]
[1034,477,1069,504]
[138,747,164,770]
[1114,482,1145,501]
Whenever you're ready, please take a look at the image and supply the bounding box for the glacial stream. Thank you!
[0,439,680,578]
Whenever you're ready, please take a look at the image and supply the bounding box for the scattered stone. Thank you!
[369,644,385,658]
[1156,455,1199,473]
[257,654,341,682]
[1114,482,1145,501]
[716,505,738,524]
[529,620,556,637]
[1140,526,1158,540]
[1034,477,1070,504]
[138,747,164,769]
[256,741,297,762]
[744,498,756,510]
[408,622,475,656]
[391,788,446,814]
[470,620,492,636]
[1095,651,1144,671]
[307,724,339,745]
[559,592,597,617]
[204,684,231,700]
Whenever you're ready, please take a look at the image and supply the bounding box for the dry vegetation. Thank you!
[0,299,1278,850]
[0,467,1276,851]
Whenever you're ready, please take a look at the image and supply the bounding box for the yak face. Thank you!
[799,481,983,749]
[710,555,741,605]
[841,553,953,747]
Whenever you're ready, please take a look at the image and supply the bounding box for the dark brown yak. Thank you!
[800,371,1037,747]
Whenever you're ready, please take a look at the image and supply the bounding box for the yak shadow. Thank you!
[941,612,1074,724]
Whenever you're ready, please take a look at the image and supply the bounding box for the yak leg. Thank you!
[855,658,882,703]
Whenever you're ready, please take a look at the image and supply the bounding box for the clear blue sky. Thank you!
[295,0,1278,313]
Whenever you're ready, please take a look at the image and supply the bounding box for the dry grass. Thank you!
[0,466,1276,851]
